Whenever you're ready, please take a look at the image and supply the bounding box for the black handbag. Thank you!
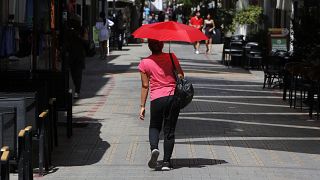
[169,53,194,109]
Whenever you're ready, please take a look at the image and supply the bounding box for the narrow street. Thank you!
[41,43,320,180]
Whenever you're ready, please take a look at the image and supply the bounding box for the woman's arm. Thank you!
[139,72,149,120]
[209,20,215,32]
[176,64,184,79]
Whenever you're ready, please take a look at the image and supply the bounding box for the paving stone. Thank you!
[35,43,320,180]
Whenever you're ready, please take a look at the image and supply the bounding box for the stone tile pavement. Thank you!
[24,43,320,179]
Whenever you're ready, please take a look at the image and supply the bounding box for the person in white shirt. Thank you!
[96,12,114,59]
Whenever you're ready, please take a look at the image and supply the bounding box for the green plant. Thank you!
[217,8,236,33]
[231,5,263,32]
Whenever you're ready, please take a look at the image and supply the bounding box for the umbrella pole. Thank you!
[169,41,171,53]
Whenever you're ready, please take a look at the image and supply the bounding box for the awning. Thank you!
[276,0,292,11]
[236,0,248,10]
[106,0,134,3]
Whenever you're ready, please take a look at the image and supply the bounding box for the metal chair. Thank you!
[18,126,33,180]
[230,41,244,67]
[244,42,263,69]
[262,55,285,88]
[0,146,10,180]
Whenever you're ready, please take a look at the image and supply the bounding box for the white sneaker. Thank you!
[74,93,80,99]
[148,149,160,169]
[161,161,172,171]
[195,50,200,54]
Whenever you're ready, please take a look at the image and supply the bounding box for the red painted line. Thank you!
[88,109,98,112]
[85,76,115,117]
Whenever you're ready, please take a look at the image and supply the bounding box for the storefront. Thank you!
[0,0,74,137]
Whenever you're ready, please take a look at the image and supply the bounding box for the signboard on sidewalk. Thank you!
[93,26,100,47]
[268,28,289,53]
[271,38,287,51]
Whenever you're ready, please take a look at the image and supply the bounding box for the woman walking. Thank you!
[138,39,184,171]
[96,12,114,59]
[65,15,87,99]
[203,14,215,54]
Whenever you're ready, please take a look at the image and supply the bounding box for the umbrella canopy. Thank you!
[132,21,208,43]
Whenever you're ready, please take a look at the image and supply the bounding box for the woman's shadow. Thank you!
[158,158,227,169]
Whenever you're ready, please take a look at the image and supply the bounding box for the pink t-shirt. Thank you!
[138,53,181,101]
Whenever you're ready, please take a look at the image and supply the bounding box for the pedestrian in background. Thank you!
[189,11,203,54]
[115,10,126,50]
[158,11,165,22]
[138,39,184,171]
[65,15,87,99]
[96,12,114,59]
[203,13,215,54]
[148,12,158,24]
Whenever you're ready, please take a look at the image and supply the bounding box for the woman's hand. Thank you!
[139,107,145,120]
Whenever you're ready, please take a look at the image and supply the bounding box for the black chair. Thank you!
[307,66,320,120]
[0,146,10,180]
[262,55,286,88]
[37,110,51,176]
[245,42,263,69]
[230,41,244,67]
[18,126,33,180]
[286,64,312,109]
[222,37,231,65]
[231,35,244,41]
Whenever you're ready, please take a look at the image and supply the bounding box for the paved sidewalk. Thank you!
[39,43,320,180]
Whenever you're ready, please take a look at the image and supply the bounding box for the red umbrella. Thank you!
[132,21,208,43]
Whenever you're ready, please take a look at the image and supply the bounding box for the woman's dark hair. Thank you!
[206,13,212,19]
[194,11,200,16]
[148,39,164,54]
[100,12,106,25]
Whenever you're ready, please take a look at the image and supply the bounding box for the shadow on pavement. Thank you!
[126,44,143,47]
[52,116,110,166]
[176,58,250,74]
[158,158,227,169]
[79,54,136,99]
[171,77,320,155]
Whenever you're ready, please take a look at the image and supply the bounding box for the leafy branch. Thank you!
[231,5,262,32]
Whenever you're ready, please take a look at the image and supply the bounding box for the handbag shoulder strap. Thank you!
[169,53,179,80]
[169,53,177,71]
